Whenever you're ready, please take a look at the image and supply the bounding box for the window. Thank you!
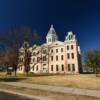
[36,65,38,71]
[43,64,46,66]
[61,55,64,60]
[51,49,53,53]
[71,35,73,39]
[52,38,54,42]
[56,56,58,61]
[68,64,71,71]
[67,46,69,50]
[20,66,22,70]
[49,38,51,42]
[62,65,64,71]
[61,48,63,52]
[56,65,59,71]
[56,49,58,53]
[33,66,34,71]
[51,56,53,61]
[43,56,46,61]
[69,35,71,40]
[37,51,39,54]
[72,53,74,59]
[33,52,36,56]
[71,45,73,49]
[33,58,35,62]
[37,57,40,62]
[51,65,53,71]
[72,64,75,71]
[67,53,70,59]
[43,50,46,54]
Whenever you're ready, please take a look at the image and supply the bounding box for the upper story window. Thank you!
[61,48,63,52]
[37,57,40,62]
[51,56,53,61]
[71,45,74,50]
[61,55,64,60]
[43,50,47,54]
[56,55,58,61]
[56,49,58,53]
[43,56,46,61]
[56,65,59,71]
[33,52,36,56]
[69,35,73,40]
[48,38,51,42]
[67,53,70,59]
[33,58,35,62]
[67,46,69,50]
[69,35,71,40]
[51,49,53,53]
[70,35,73,39]
[37,51,40,54]
[72,53,74,59]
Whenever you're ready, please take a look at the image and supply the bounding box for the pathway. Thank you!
[1,82,100,98]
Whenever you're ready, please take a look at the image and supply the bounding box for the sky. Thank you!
[0,0,100,53]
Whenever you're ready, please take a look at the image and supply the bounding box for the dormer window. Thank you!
[49,38,51,42]
[70,35,73,39]
[69,35,71,40]
[69,35,73,40]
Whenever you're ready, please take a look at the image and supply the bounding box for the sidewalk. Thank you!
[1,82,100,98]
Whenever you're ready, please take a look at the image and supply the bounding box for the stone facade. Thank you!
[17,25,81,74]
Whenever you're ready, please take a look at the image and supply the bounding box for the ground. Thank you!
[0,84,100,100]
[0,73,100,100]
[0,73,99,90]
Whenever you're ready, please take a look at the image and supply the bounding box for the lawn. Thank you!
[0,73,100,90]
[0,84,100,100]
[20,74,100,90]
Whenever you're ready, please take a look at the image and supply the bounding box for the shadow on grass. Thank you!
[0,77,27,82]
[30,73,67,77]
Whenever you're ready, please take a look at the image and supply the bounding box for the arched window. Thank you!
[67,45,69,50]
[72,64,75,71]
[61,48,63,52]
[56,56,58,61]
[72,53,74,59]
[71,45,74,49]
[56,65,59,71]
[33,66,34,71]
[51,65,53,71]
[62,65,64,71]
[36,65,38,71]
[68,64,70,71]
[61,55,64,60]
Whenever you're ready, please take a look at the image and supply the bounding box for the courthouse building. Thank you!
[17,25,81,74]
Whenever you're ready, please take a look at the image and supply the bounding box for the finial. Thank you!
[51,24,53,28]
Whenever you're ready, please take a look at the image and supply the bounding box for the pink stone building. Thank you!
[17,25,81,74]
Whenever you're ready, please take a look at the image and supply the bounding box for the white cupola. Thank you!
[46,25,58,44]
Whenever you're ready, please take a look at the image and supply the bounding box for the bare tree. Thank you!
[0,26,42,76]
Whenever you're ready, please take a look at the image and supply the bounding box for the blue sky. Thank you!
[0,0,100,53]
